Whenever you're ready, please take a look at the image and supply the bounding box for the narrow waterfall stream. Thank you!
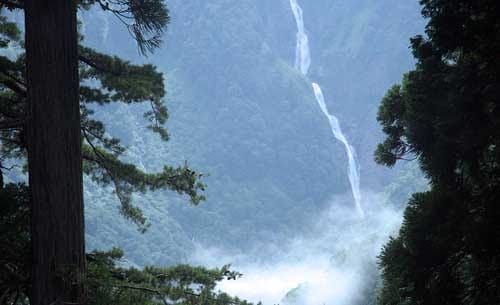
[289,0,311,75]
[289,0,364,217]
[211,5,410,303]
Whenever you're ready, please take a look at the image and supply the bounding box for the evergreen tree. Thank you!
[375,1,500,304]
[24,1,85,303]
[0,1,205,304]
[0,183,251,305]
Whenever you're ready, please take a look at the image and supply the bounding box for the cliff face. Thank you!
[81,0,425,266]
[298,0,425,189]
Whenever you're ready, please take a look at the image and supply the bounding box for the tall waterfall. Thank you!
[289,0,364,217]
[312,84,364,216]
[289,0,311,75]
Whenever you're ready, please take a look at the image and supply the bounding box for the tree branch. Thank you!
[0,76,27,97]
[78,54,121,76]
[0,0,23,10]
[114,285,168,305]
[115,284,161,294]
[0,118,24,130]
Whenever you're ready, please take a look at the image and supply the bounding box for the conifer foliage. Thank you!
[0,183,249,305]
[0,1,229,304]
[376,1,500,304]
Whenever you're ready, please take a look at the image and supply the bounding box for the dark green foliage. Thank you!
[0,183,30,305]
[376,0,500,184]
[87,249,248,305]
[0,3,218,304]
[0,5,205,231]
[378,189,465,305]
[0,182,249,305]
[79,0,170,54]
[376,1,500,304]
[82,144,205,229]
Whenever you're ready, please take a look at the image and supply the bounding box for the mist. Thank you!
[76,1,425,303]
[4,1,495,305]
[190,190,404,305]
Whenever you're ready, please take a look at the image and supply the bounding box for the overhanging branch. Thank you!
[0,0,23,10]
[78,54,121,76]
[0,118,24,130]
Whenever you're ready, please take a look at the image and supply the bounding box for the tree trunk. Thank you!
[25,1,85,304]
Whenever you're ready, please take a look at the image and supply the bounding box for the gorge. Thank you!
[290,0,364,217]
[77,1,427,304]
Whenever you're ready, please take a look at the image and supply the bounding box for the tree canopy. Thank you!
[376,0,500,304]
[0,1,205,231]
[0,1,247,304]
[0,181,251,305]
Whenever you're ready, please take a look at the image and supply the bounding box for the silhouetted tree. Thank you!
[376,1,500,304]
[0,1,205,303]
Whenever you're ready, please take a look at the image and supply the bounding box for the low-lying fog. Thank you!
[191,191,403,305]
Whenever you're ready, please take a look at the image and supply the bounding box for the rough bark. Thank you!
[25,1,85,304]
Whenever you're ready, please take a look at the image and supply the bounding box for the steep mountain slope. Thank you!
[81,0,425,267]
[299,0,425,188]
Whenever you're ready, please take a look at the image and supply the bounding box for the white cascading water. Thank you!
[312,84,364,217]
[289,0,311,75]
[289,0,364,217]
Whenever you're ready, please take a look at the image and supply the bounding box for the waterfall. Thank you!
[312,84,364,216]
[289,0,311,75]
[289,0,364,217]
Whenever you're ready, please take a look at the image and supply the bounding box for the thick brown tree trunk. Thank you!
[25,1,85,304]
